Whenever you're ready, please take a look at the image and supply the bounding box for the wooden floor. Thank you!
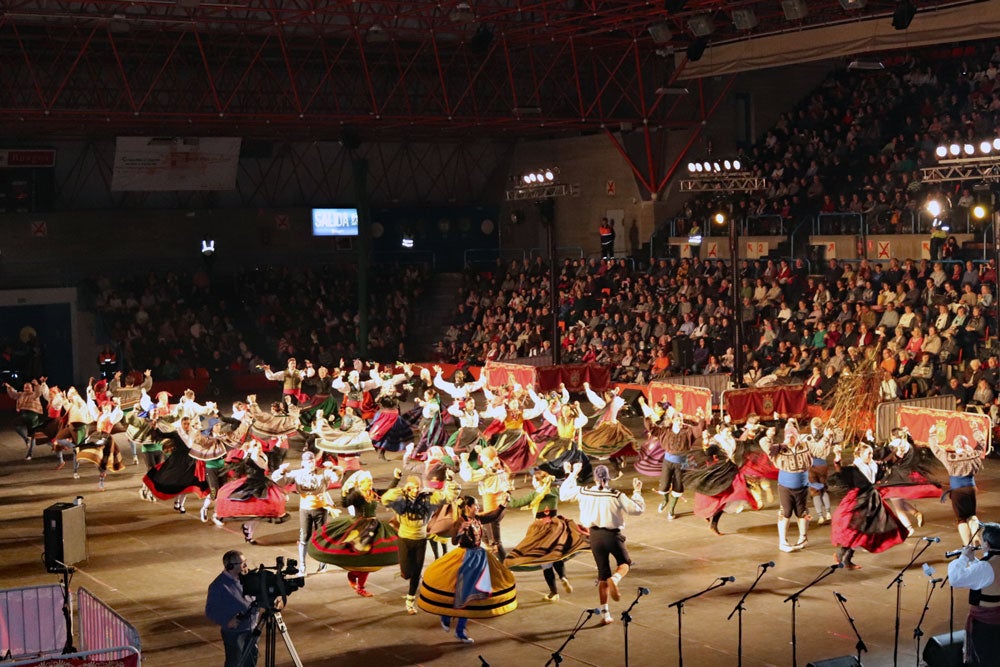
[0,414,993,667]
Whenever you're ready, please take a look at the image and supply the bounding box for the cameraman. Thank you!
[205,550,259,667]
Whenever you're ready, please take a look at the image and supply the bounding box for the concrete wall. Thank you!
[809,234,975,262]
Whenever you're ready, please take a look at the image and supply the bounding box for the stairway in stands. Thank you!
[407,272,464,360]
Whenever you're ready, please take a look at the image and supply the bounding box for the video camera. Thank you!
[240,557,305,610]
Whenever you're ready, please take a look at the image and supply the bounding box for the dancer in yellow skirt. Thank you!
[418,496,517,643]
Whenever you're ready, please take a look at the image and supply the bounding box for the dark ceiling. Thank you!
[0,0,958,140]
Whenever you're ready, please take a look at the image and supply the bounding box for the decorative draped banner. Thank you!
[482,361,538,390]
[896,406,993,450]
[535,364,611,393]
[723,385,809,424]
[648,382,712,418]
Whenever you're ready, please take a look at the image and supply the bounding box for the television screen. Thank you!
[312,208,359,236]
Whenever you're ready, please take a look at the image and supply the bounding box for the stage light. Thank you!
[723,160,732,170]
[994,138,1000,151]
[925,199,942,217]
[522,174,531,184]
[733,159,741,170]
[973,204,989,220]
[981,141,993,155]
[702,161,712,171]
[688,162,697,173]
[713,212,727,225]
[201,239,215,256]
[892,0,916,30]
[686,37,708,62]
[964,144,975,155]
[713,162,721,172]
[695,163,704,172]
[949,144,961,156]
[544,170,554,181]
[935,146,948,158]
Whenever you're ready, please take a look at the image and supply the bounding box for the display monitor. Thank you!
[312,208,359,236]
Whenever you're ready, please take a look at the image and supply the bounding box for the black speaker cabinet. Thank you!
[923,630,965,667]
[43,502,87,572]
[618,389,645,416]
[805,657,861,667]
[672,336,694,369]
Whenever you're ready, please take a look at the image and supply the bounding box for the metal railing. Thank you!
[0,584,66,660]
[77,587,141,661]
[815,212,864,235]
[462,247,525,269]
[746,214,784,236]
[528,246,584,261]
[586,252,636,270]
[372,250,436,269]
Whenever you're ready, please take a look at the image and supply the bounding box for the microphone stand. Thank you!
[914,579,942,667]
[545,609,600,666]
[886,539,934,667]
[668,579,729,667]
[784,565,841,667]
[727,564,773,667]
[833,592,867,666]
[946,575,955,644]
[621,590,646,667]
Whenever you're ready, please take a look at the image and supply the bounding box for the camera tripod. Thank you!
[239,607,303,667]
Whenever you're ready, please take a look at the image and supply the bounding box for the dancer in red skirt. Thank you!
[684,428,761,535]
[875,427,941,536]
[831,443,908,570]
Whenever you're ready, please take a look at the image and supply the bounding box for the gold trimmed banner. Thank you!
[648,382,712,418]
[897,406,991,449]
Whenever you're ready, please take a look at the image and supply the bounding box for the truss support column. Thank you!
[352,156,371,358]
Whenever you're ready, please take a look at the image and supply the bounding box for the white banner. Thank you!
[111,137,241,191]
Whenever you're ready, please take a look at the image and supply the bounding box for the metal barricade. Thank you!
[874,396,955,442]
[5,647,142,667]
[0,584,66,660]
[77,587,141,661]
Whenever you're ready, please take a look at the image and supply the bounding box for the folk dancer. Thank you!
[831,443,908,570]
[559,463,645,626]
[763,420,814,553]
[505,470,588,602]
[381,471,460,615]
[263,357,315,405]
[310,469,400,595]
[271,451,342,575]
[929,422,991,545]
[418,496,517,644]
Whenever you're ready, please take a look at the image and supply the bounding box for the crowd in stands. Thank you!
[89,263,428,380]
[435,253,1000,414]
[675,40,1000,244]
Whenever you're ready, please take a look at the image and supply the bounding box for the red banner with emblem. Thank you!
[896,406,992,449]
[482,362,538,390]
[535,364,611,392]
[723,385,809,423]
[648,382,712,418]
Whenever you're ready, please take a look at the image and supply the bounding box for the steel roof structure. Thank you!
[0,1,962,140]
[0,1,972,200]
